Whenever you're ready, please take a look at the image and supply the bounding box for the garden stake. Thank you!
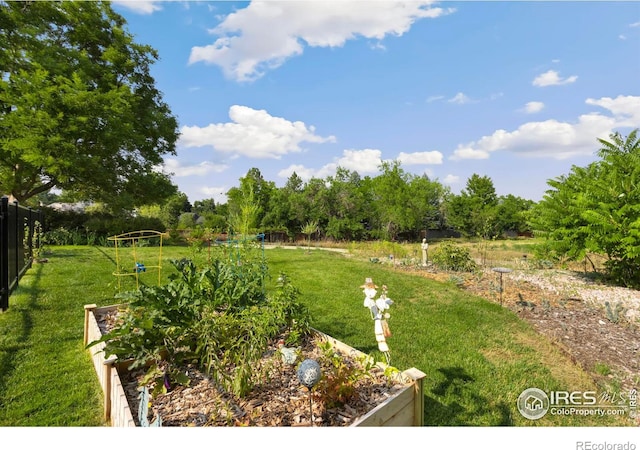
[297,359,321,426]
[492,267,512,306]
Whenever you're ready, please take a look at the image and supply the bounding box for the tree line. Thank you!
[41,162,534,243]
[161,163,534,242]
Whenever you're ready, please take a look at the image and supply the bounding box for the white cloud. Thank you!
[532,70,578,87]
[277,164,320,182]
[199,186,229,205]
[189,1,454,82]
[448,92,471,104]
[397,151,443,165]
[162,158,229,177]
[179,105,335,159]
[111,1,162,14]
[630,21,640,27]
[585,95,640,127]
[317,149,384,178]
[443,174,460,185]
[462,118,612,160]
[278,149,385,181]
[450,146,490,161]
[523,101,545,114]
[619,34,627,40]
[369,41,387,51]
[426,95,445,103]
[449,95,640,161]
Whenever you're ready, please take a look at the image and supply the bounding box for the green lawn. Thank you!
[0,244,633,426]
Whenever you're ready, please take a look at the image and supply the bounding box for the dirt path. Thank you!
[264,244,349,254]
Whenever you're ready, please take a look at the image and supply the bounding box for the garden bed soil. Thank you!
[95,309,416,427]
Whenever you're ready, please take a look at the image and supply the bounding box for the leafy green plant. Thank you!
[31,220,45,258]
[448,274,466,288]
[301,220,318,253]
[43,227,73,245]
[430,241,477,272]
[604,301,625,324]
[314,340,373,408]
[594,362,612,376]
[89,249,310,398]
[70,229,85,246]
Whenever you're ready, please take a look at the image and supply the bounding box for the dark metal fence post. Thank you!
[1,197,8,312]
[28,207,33,261]
[13,200,19,290]
[0,198,43,312]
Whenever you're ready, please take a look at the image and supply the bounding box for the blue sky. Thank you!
[110,1,640,205]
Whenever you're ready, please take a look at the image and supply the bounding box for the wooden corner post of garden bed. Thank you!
[103,356,117,421]
[403,367,426,426]
[312,328,427,427]
[84,303,97,346]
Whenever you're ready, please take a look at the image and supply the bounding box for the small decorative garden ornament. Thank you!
[421,238,429,266]
[297,359,322,389]
[361,278,393,364]
[297,359,322,425]
[278,339,300,365]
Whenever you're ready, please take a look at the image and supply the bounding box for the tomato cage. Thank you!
[108,230,167,290]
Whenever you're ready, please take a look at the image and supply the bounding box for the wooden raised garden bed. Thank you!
[84,303,425,427]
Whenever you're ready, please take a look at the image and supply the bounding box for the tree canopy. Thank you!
[530,129,640,286]
[0,1,179,207]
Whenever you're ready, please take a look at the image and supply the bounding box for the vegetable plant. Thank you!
[89,243,310,398]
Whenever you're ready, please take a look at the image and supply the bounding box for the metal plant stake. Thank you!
[492,267,512,306]
[138,386,162,427]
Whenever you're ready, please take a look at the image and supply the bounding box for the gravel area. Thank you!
[508,270,640,323]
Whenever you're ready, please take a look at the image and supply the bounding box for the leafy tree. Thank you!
[530,129,640,286]
[284,171,304,193]
[199,213,227,232]
[324,167,368,240]
[369,160,413,240]
[446,174,499,238]
[495,194,535,235]
[407,174,449,234]
[262,172,304,237]
[193,199,217,215]
[466,173,498,206]
[529,166,594,263]
[0,2,179,206]
[159,192,191,230]
[227,168,274,233]
[300,177,331,234]
[227,182,260,236]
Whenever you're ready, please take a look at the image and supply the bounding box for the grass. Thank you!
[0,243,634,426]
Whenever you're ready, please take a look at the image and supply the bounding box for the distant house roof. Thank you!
[46,202,90,212]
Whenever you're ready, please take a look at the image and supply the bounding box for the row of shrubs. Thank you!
[41,208,170,246]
